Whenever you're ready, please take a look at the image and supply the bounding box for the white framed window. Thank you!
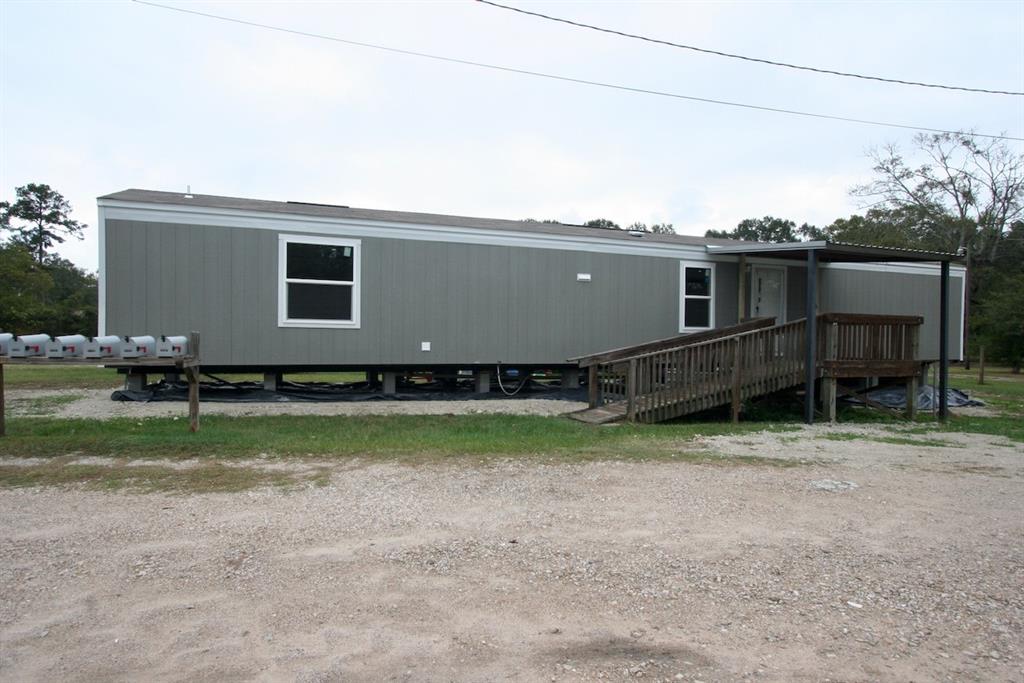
[278,234,361,329]
[679,261,715,332]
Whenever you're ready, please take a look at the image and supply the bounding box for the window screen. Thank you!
[684,267,711,296]
[287,243,354,281]
[287,283,353,321]
[684,298,711,328]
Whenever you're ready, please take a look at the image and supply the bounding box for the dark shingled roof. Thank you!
[99,189,753,249]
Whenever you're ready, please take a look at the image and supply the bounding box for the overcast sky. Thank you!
[2,0,1021,271]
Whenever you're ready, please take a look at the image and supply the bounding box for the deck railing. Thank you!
[623,318,807,423]
[817,313,922,377]
[572,318,776,408]
[583,313,923,423]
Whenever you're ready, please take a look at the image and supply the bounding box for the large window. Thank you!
[278,235,361,328]
[679,262,715,331]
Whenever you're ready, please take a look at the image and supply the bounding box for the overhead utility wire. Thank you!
[132,1,1022,142]
[477,0,1024,97]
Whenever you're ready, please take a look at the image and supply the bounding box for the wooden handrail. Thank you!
[571,317,775,368]
[583,313,926,420]
[628,318,807,362]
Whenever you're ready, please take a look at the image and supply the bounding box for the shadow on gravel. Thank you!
[545,635,712,668]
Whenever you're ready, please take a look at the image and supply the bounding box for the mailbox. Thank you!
[9,334,51,358]
[84,335,124,359]
[121,335,157,359]
[157,335,189,358]
[45,334,88,359]
[0,333,12,356]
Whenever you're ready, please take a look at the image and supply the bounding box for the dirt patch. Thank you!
[6,388,587,419]
[0,430,1022,681]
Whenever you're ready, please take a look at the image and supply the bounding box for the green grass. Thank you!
[0,414,800,461]
[917,414,1024,443]
[821,431,957,448]
[2,363,1020,494]
[0,459,312,493]
[10,394,83,416]
[4,365,122,389]
[948,365,1024,412]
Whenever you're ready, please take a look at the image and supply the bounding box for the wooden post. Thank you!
[979,346,985,385]
[905,375,918,421]
[626,358,637,422]
[186,367,200,433]
[0,362,5,438]
[587,365,599,407]
[822,377,837,423]
[730,338,742,424]
[826,321,839,363]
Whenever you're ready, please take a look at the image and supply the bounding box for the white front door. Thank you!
[751,266,786,323]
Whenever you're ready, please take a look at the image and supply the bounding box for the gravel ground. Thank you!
[1,426,1022,682]
[5,388,588,418]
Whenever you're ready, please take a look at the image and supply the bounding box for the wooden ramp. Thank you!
[568,402,626,425]
[570,314,922,424]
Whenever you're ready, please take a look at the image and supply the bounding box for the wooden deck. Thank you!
[570,314,922,424]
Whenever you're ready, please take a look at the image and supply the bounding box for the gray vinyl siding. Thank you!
[105,219,733,367]
[104,219,959,367]
[820,267,963,361]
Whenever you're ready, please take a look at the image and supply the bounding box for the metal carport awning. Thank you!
[705,240,962,424]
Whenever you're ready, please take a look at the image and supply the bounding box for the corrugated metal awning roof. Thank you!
[705,240,961,263]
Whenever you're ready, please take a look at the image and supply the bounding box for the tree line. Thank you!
[0,184,97,337]
[703,133,1023,372]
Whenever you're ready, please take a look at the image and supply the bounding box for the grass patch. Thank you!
[948,365,1024,413]
[0,414,799,462]
[4,365,122,390]
[821,431,956,448]
[10,393,83,416]
[920,414,1024,443]
[0,459,305,493]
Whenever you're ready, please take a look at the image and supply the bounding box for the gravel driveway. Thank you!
[1,427,1022,682]
[5,388,587,418]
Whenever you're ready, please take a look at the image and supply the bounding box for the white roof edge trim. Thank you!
[706,241,826,253]
[705,239,957,260]
[98,199,715,259]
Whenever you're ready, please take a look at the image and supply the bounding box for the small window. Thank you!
[679,262,714,331]
[278,235,360,328]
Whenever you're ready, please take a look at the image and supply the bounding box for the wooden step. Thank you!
[567,402,627,424]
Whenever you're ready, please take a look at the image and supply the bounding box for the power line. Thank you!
[477,0,1024,97]
[132,0,1022,142]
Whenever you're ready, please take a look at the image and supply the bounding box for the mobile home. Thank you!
[98,190,964,378]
